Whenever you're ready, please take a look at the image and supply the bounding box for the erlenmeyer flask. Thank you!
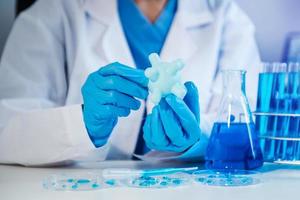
[205,70,263,170]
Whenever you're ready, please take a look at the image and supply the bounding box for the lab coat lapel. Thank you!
[160,14,198,62]
[102,21,135,67]
[161,0,214,62]
[83,0,141,158]
[83,0,135,67]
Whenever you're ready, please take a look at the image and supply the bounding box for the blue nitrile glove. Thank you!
[81,62,148,147]
[143,81,201,152]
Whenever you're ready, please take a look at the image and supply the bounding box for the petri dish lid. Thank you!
[193,170,261,187]
[43,172,118,191]
[121,172,191,189]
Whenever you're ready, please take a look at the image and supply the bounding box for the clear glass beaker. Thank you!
[205,70,263,170]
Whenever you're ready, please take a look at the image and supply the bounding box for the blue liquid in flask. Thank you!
[199,70,263,187]
[205,122,263,170]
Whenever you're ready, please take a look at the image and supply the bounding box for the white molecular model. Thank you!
[145,53,187,105]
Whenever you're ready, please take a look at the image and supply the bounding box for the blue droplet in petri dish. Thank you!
[193,170,260,187]
[162,176,171,181]
[160,181,168,186]
[105,179,116,186]
[77,179,90,184]
[71,184,78,189]
[139,181,149,187]
[172,179,182,185]
[131,176,160,187]
[91,183,100,188]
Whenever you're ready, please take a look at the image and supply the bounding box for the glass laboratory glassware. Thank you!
[205,70,263,170]
[255,63,287,161]
[195,70,263,187]
[255,62,300,164]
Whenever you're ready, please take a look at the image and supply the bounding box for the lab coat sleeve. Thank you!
[145,1,261,161]
[0,1,108,166]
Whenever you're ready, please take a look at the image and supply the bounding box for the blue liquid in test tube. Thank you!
[273,72,288,160]
[256,63,300,162]
[256,63,288,161]
[256,72,274,160]
[289,68,300,160]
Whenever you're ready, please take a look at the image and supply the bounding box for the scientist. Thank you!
[0,0,260,166]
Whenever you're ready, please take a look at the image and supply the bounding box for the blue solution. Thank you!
[256,70,300,162]
[132,176,159,187]
[275,72,298,160]
[271,72,288,160]
[288,72,300,160]
[92,183,100,188]
[205,122,263,170]
[129,175,186,188]
[255,73,274,160]
[193,170,260,187]
[77,179,91,184]
[105,179,116,186]
[256,72,287,160]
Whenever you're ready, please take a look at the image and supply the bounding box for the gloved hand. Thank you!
[143,81,201,152]
[81,62,148,147]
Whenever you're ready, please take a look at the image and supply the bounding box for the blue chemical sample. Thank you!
[255,65,286,161]
[71,184,78,189]
[271,73,288,160]
[205,122,263,170]
[67,179,75,183]
[160,181,168,186]
[127,174,188,188]
[287,72,300,161]
[105,179,117,186]
[77,179,91,184]
[131,176,159,187]
[256,64,300,162]
[43,174,107,191]
[255,72,275,160]
[91,183,100,188]
[172,179,182,185]
[193,170,260,187]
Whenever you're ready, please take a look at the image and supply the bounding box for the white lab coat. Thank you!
[0,0,261,166]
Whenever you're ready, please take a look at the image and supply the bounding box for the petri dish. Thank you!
[193,170,261,187]
[122,172,190,189]
[43,172,118,191]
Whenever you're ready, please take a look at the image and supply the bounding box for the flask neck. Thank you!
[222,70,246,96]
[219,69,253,124]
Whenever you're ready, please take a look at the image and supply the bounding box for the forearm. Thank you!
[0,103,109,166]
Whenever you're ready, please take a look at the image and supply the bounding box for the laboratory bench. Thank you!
[0,160,300,200]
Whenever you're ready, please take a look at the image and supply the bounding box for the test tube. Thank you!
[287,63,300,160]
[256,63,300,162]
[256,63,277,160]
[256,63,271,157]
[270,63,287,161]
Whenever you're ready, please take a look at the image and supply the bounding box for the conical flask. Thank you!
[205,70,263,170]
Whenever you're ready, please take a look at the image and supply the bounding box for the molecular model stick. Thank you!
[144,53,187,105]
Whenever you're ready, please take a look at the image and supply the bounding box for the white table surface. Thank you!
[1,160,300,200]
